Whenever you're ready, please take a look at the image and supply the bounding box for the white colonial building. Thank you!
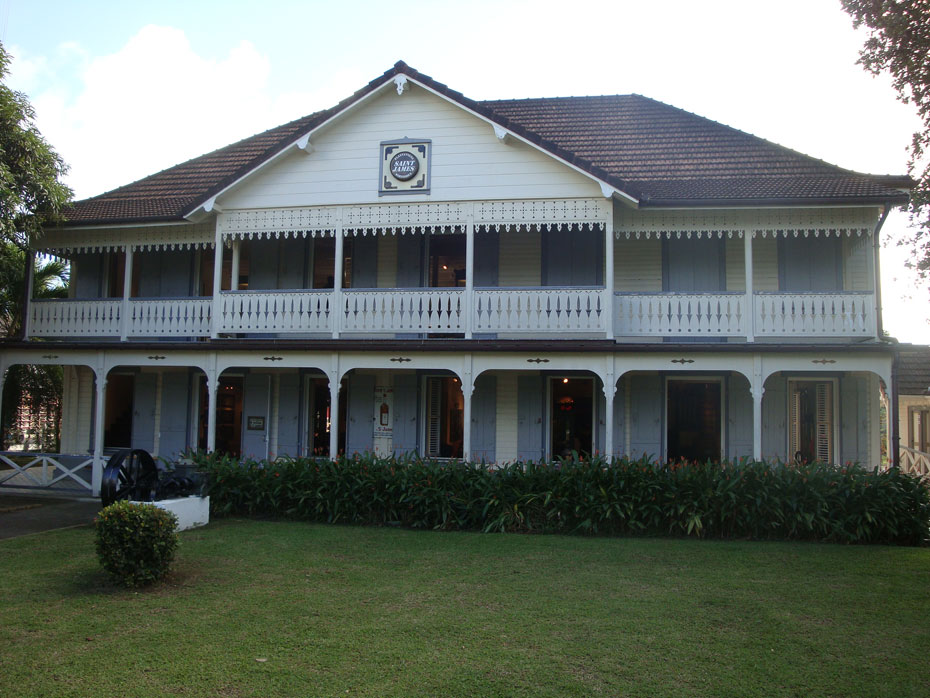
[0,62,912,495]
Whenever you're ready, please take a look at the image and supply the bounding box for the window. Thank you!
[788,379,836,463]
[424,376,463,458]
[909,407,930,453]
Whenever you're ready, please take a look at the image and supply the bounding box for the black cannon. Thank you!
[100,449,203,507]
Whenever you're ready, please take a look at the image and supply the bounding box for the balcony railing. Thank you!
[28,289,876,341]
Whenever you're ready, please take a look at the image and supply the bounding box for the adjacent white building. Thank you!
[0,62,913,495]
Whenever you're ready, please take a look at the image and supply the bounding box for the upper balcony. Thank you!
[26,199,881,344]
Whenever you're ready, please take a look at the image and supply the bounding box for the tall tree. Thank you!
[842,1,930,278]
[0,41,72,249]
[0,42,72,450]
[0,242,68,449]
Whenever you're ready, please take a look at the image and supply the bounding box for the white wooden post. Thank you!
[206,368,218,453]
[751,356,763,461]
[210,228,224,338]
[22,249,35,339]
[603,371,616,459]
[605,217,615,340]
[328,370,341,459]
[744,230,754,342]
[462,377,473,462]
[230,239,241,291]
[465,211,474,339]
[332,221,344,339]
[120,245,134,341]
[92,369,107,496]
[0,358,7,446]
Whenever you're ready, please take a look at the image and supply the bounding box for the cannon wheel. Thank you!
[100,449,159,507]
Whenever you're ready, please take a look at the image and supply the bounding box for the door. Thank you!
[550,377,594,458]
[666,379,722,462]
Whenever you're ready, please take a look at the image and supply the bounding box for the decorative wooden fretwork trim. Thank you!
[476,198,609,226]
[219,199,610,239]
[219,206,337,238]
[35,223,215,255]
[615,207,877,240]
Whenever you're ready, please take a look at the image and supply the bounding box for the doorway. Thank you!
[666,379,722,462]
[550,377,594,458]
[103,373,134,448]
[198,376,243,458]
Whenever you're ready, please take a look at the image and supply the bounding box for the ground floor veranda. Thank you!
[0,343,891,496]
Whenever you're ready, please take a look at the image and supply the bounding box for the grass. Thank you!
[1,521,928,697]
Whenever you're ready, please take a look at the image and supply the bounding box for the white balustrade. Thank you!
[127,298,212,337]
[614,293,746,336]
[754,293,874,336]
[899,446,930,479]
[341,289,465,333]
[0,452,94,491]
[219,290,333,334]
[27,289,879,340]
[29,299,121,337]
[474,288,606,333]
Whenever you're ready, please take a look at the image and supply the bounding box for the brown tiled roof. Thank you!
[61,62,912,227]
[897,345,930,396]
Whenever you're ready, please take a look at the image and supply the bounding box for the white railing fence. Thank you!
[220,291,332,334]
[27,290,878,340]
[127,298,212,337]
[615,293,745,336]
[341,289,465,333]
[0,452,95,491]
[898,446,930,479]
[474,288,606,333]
[754,293,874,336]
[30,299,121,337]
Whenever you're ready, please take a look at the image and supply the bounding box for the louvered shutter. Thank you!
[789,387,801,461]
[815,382,833,463]
[426,377,442,457]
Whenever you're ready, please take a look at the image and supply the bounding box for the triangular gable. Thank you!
[189,62,635,218]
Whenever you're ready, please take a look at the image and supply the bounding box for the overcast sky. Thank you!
[2,0,927,342]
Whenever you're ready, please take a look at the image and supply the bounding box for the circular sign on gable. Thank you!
[389,151,419,181]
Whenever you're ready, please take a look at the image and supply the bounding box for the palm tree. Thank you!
[1,241,68,450]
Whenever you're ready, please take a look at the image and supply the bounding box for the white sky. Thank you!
[1,0,927,343]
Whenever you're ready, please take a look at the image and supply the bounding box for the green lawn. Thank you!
[1,521,928,697]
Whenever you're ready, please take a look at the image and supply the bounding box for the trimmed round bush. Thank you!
[94,500,179,588]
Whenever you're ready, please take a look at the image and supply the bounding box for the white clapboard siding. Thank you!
[377,235,398,288]
[614,238,661,292]
[752,236,778,291]
[725,238,745,291]
[843,235,873,291]
[219,86,602,210]
[498,229,541,287]
[495,373,519,463]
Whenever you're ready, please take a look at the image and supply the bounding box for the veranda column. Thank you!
[230,239,241,292]
[744,230,754,342]
[206,368,218,453]
[751,356,763,460]
[119,245,134,341]
[22,249,35,340]
[603,371,616,459]
[604,217,615,340]
[462,380,473,462]
[328,371,341,459]
[91,368,107,496]
[332,221,344,339]
[210,228,224,339]
[0,358,7,443]
[464,211,474,339]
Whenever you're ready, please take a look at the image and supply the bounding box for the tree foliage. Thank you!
[0,42,72,249]
[0,241,68,449]
[842,0,930,277]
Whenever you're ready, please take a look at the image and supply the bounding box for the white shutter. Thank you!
[426,377,442,457]
[815,382,833,463]
[789,386,801,461]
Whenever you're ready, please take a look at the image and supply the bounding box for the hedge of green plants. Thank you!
[192,452,930,545]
